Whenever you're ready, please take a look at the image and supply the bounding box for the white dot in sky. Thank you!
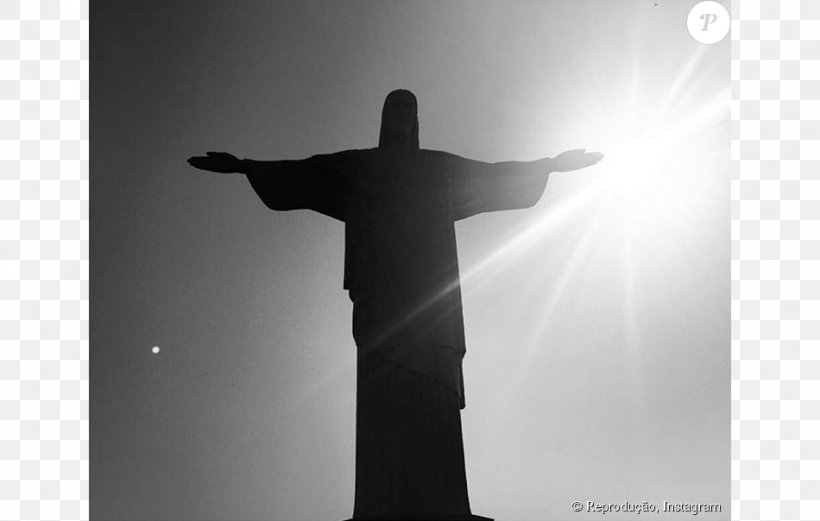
[152,346,160,354]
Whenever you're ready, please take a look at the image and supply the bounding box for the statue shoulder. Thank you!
[314,148,376,160]
[419,149,470,171]
[420,148,452,158]
[421,149,472,161]
[304,148,376,171]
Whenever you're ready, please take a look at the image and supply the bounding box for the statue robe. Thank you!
[244,148,550,408]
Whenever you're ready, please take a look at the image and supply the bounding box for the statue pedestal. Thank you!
[345,514,494,521]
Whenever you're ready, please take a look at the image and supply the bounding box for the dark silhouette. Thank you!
[188,89,602,521]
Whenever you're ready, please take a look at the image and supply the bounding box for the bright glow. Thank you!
[458,44,729,438]
[596,136,665,205]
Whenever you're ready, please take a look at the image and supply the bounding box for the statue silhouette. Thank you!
[188,89,603,521]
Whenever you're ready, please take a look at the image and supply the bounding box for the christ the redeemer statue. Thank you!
[188,89,602,521]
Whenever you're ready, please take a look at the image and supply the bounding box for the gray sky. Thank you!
[91,1,729,519]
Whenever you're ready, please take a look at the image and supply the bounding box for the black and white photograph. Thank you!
[91,1,730,519]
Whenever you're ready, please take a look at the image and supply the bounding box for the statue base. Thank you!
[345,514,494,521]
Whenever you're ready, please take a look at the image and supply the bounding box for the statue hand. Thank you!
[552,149,604,172]
[187,151,243,174]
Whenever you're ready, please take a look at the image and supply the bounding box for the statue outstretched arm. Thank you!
[187,151,244,173]
[188,150,363,222]
[445,149,603,220]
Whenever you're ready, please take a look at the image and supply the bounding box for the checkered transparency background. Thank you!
[0,0,87,520]
[0,0,817,520]
[732,0,820,520]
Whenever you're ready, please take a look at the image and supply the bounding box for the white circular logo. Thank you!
[687,1,730,44]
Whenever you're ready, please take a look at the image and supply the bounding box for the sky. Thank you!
[91,1,730,520]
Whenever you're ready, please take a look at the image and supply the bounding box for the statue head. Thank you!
[379,89,419,149]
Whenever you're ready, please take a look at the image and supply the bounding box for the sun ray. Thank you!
[459,185,607,294]
[656,46,710,118]
[618,212,646,427]
[521,207,607,360]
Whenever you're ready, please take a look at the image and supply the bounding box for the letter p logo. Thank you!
[687,2,730,44]
[700,13,718,32]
